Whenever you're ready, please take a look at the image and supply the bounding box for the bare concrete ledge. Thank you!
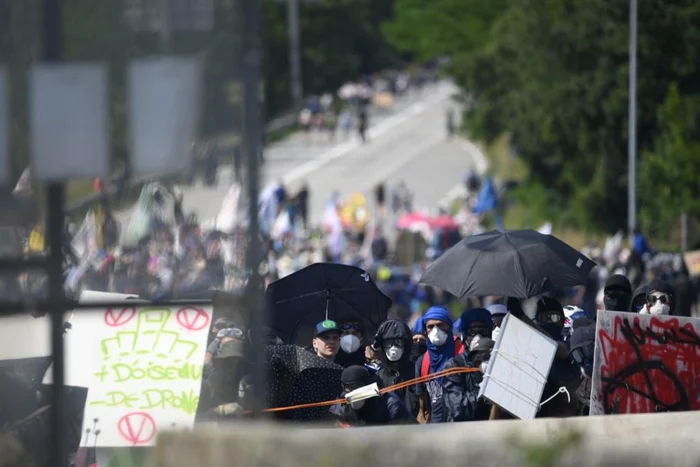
[154,411,700,467]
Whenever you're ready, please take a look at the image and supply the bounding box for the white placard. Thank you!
[30,64,110,181]
[0,313,53,360]
[128,57,202,176]
[80,302,212,447]
[43,291,142,386]
[0,67,8,185]
[478,313,558,420]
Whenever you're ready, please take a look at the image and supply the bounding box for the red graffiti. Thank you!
[104,307,137,327]
[176,307,210,331]
[117,412,156,445]
[597,315,700,414]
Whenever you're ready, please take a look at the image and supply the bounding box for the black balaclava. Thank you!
[410,337,427,363]
[603,274,632,312]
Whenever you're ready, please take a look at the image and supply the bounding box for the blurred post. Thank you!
[159,0,173,52]
[681,212,688,251]
[627,0,638,234]
[241,0,265,416]
[41,1,67,466]
[286,0,303,110]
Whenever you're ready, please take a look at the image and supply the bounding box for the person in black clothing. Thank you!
[442,337,494,422]
[374,183,385,219]
[329,365,414,427]
[296,183,309,230]
[358,107,368,143]
[371,319,419,417]
[603,274,632,312]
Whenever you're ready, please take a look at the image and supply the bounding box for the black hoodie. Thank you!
[371,319,419,417]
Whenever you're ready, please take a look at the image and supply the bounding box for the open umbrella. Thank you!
[266,344,343,422]
[420,229,597,299]
[265,263,392,346]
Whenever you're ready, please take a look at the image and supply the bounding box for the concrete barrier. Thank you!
[154,411,700,467]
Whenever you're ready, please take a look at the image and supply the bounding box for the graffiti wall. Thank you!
[590,310,700,415]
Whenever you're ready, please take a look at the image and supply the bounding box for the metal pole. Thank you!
[286,0,303,110]
[681,212,688,251]
[42,0,67,464]
[160,0,172,52]
[627,0,638,234]
[240,0,265,416]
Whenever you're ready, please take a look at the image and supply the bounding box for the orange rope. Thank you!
[262,366,480,413]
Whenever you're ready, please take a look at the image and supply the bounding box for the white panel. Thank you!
[128,57,201,176]
[30,63,110,181]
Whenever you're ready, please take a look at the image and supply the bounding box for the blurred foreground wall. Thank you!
[154,411,700,467]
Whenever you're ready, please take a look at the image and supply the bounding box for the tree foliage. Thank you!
[385,0,700,234]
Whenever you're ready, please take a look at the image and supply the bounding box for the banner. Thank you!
[590,310,700,415]
[80,304,212,447]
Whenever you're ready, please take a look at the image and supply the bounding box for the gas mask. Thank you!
[427,327,448,346]
[384,344,404,362]
[340,335,361,354]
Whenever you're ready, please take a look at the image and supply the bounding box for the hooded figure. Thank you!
[603,274,632,312]
[443,337,494,422]
[372,319,418,417]
[641,279,676,315]
[414,306,464,424]
[329,365,413,427]
[569,319,596,415]
[457,308,493,350]
[630,284,649,313]
[535,297,565,341]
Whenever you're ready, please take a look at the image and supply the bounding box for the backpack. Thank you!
[420,337,465,378]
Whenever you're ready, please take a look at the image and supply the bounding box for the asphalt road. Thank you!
[117,81,486,236]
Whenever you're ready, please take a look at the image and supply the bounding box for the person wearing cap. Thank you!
[442,337,494,422]
[641,279,676,315]
[329,365,414,427]
[457,308,493,350]
[630,284,649,313]
[312,320,341,361]
[603,274,633,312]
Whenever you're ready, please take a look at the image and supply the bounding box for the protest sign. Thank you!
[80,304,212,447]
[590,310,700,415]
[478,313,557,419]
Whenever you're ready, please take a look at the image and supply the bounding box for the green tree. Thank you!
[639,83,700,236]
[386,0,700,233]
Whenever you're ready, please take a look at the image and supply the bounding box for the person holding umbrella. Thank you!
[312,320,342,361]
[414,307,465,424]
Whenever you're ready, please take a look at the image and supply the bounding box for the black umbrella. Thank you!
[266,345,343,422]
[265,263,392,346]
[420,229,597,299]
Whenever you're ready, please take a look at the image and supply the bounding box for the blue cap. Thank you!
[315,319,341,337]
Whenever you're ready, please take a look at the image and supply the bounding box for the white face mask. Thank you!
[492,326,501,342]
[479,361,489,374]
[350,399,365,410]
[340,334,361,354]
[645,303,670,316]
[427,327,448,346]
[469,334,484,351]
[384,345,404,362]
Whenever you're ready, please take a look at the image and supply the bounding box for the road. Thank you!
[117,81,486,236]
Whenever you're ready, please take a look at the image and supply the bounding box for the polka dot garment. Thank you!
[266,345,343,422]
